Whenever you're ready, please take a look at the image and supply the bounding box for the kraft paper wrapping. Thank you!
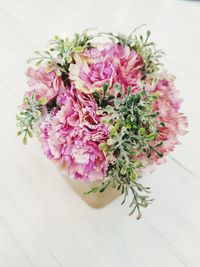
[60,165,120,208]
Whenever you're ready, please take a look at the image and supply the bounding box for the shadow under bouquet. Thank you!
[17,29,187,219]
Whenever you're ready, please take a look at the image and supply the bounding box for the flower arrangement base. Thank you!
[64,176,121,208]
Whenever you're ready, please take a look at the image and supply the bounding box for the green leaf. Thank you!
[138,127,145,135]
[99,181,110,192]
[120,166,126,175]
[114,83,120,90]
[127,86,132,95]
[150,112,159,118]
[16,115,20,121]
[36,59,43,66]
[146,30,151,39]
[31,94,36,101]
[154,150,163,158]
[99,143,109,152]
[34,110,41,117]
[66,56,72,63]
[34,50,40,55]
[105,105,114,113]
[125,123,132,129]
[147,133,157,141]
[136,161,143,168]
[27,130,33,138]
[84,187,98,194]
[136,211,142,220]
[37,97,48,106]
[103,83,108,94]
[152,92,159,100]
[107,95,115,100]
[160,122,165,127]
[54,35,60,40]
[114,120,120,130]
[130,169,137,181]
[147,147,152,158]
[155,141,163,147]
[109,126,117,136]
[23,135,27,145]
[73,46,84,52]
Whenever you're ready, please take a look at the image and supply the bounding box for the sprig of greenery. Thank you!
[27,29,101,83]
[16,95,47,144]
[87,84,164,218]
[102,30,164,76]
[131,31,164,76]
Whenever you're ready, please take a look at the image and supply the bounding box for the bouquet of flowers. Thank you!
[17,29,187,219]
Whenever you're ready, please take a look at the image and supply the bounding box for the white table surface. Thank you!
[0,0,200,266]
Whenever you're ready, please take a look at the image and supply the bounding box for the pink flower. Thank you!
[63,140,107,181]
[80,60,116,92]
[25,67,64,102]
[69,44,143,95]
[40,86,108,181]
[100,44,143,92]
[145,77,188,163]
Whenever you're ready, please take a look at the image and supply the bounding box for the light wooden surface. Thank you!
[0,0,199,266]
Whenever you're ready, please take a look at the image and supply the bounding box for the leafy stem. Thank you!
[86,84,164,218]
[16,95,47,144]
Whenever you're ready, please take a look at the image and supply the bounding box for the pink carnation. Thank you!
[63,140,107,181]
[142,77,188,165]
[25,67,64,102]
[69,44,143,95]
[100,44,143,91]
[40,86,108,181]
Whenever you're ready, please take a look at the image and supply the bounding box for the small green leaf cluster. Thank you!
[104,29,163,76]
[89,84,164,219]
[131,31,164,76]
[16,95,47,144]
[27,29,100,84]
